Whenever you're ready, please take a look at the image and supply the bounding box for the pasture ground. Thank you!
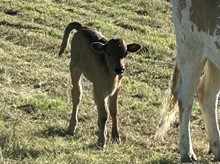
[0,0,219,163]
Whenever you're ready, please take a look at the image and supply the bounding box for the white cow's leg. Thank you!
[177,60,204,162]
[197,61,220,161]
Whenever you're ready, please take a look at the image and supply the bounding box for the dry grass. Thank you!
[0,0,219,163]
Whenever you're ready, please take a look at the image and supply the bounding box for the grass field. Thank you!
[0,0,219,163]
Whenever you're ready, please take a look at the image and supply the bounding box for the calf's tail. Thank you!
[155,64,179,138]
[58,22,83,56]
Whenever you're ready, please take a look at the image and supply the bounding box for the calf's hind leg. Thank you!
[67,68,82,135]
[197,61,220,161]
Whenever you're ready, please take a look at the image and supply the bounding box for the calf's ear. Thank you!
[127,43,141,53]
[90,42,105,53]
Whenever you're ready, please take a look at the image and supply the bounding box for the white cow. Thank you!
[161,0,220,162]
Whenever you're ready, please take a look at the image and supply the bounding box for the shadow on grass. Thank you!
[39,126,68,137]
[0,133,8,149]
[9,148,41,160]
[87,143,101,150]
[38,127,106,151]
[0,132,41,160]
[38,126,83,141]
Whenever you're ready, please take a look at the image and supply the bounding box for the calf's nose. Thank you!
[114,67,125,75]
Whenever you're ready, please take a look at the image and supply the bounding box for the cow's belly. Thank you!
[172,0,220,69]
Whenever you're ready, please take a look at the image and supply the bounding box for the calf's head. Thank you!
[91,39,141,75]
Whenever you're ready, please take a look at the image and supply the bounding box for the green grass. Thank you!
[0,0,218,163]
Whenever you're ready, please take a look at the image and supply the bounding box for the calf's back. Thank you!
[70,27,111,83]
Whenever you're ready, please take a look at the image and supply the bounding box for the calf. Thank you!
[59,22,141,148]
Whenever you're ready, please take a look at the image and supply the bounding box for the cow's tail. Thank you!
[155,64,179,138]
[58,22,83,56]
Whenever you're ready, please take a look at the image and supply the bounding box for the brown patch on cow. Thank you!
[177,0,186,23]
[190,0,220,36]
[191,25,194,32]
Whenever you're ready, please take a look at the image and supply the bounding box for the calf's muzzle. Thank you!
[114,66,125,75]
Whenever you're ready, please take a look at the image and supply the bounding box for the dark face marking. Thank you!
[189,0,220,36]
[105,39,127,58]
[105,39,127,75]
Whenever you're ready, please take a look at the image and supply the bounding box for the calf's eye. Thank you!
[106,52,111,57]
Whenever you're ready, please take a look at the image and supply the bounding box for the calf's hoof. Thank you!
[181,153,197,163]
[112,136,121,143]
[112,131,121,143]
[213,152,220,162]
[97,141,106,149]
[208,149,220,161]
[210,141,220,161]
[97,137,106,149]
[66,127,76,135]
[66,130,74,135]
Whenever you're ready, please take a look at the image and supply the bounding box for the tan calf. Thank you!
[59,22,141,148]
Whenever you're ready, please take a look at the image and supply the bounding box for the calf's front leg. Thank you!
[93,86,108,148]
[109,88,121,143]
